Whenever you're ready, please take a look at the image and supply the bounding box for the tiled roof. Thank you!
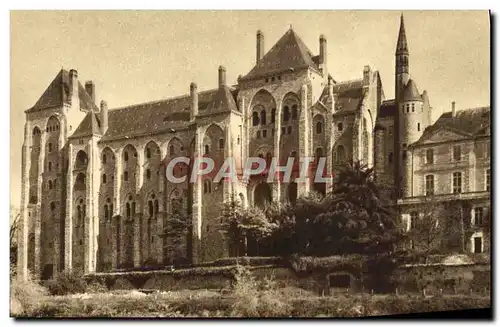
[26,69,98,113]
[100,88,220,142]
[402,79,422,102]
[413,106,490,146]
[243,28,319,79]
[378,99,396,118]
[70,112,101,139]
[204,86,238,113]
[320,79,366,113]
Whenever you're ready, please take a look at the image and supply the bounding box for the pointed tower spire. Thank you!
[396,13,408,54]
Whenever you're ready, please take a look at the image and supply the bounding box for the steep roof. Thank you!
[396,14,409,55]
[243,28,319,79]
[100,88,222,142]
[378,99,396,118]
[319,79,366,114]
[402,79,422,102]
[26,69,99,113]
[70,112,101,139]
[413,106,490,146]
[204,86,238,113]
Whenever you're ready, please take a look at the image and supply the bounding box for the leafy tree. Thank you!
[219,199,277,256]
[10,206,20,268]
[163,199,191,265]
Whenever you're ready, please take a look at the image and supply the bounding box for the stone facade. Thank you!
[17,16,490,280]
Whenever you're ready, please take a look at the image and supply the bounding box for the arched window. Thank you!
[102,174,107,184]
[48,143,52,152]
[283,106,290,122]
[204,145,210,155]
[146,148,151,159]
[48,162,52,172]
[124,151,129,162]
[252,112,259,126]
[126,203,131,219]
[260,110,266,125]
[148,200,153,217]
[291,104,298,120]
[169,145,175,156]
[271,108,276,124]
[219,138,224,150]
[336,145,346,163]
[146,169,151,180]
[316,121,323,134]
[48,180,53,190]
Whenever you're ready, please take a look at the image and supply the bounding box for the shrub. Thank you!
[46,271,87,296]
[86,282,108,294]
[10,273,48,316]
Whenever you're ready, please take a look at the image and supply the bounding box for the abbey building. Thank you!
[17,15,490,279]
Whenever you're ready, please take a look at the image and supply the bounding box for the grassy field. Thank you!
[12,285,490,318]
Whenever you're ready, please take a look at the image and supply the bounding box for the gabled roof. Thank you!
[100,88,221,142]
[204,86,238,113]
[412,106,490,147]
[26,69,98,113]
[243,28,319,79]
[70,111,101,139]
[402,79,422,102]
[378,99,396,118]
[319,79,366,114]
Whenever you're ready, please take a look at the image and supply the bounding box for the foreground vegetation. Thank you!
[11,266,490,318]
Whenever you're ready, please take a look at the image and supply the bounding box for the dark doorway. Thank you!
[474,237,482,253]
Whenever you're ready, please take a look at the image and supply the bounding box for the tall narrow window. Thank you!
[452,172,462,194]
[102,154,107,164]
[169,145,175,156]
[417,122,420,131]
[252,112,259,126]
[338,123,343,132]
[453,145,461,161]
[148,200,153,217]
[271,108,276,124]
[316,121,323,134]
[219,138,224,150]
[260,110,266,125]
[287,126,292,134]
[426,149,434,164]
[48,143,52,153]
[473,207,484,225]
[486,169,490,191]
[124,151,129,162]
[124,171,129,182]
[204,145,210,155]
[146,169,151,180]
[48,162,52,172]
[283,106,290,122]
[146,148,151,159]
[411,104,415,112]
[102,174,107,184]
[425,175,434,196]
[388,152,393,164]
[410,212,418,229]
[291,105,298,120]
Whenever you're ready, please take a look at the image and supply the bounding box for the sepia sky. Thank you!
[10,10,490,208]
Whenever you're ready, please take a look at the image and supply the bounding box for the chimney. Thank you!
[256,30,264,64]
[319,35,327,64]
[218,66,226,88]
[69,69,79,106]
[190,82,198,120]
[363,65,371,85]
[100,100,108,134]
[328,76,335,113]
[452,101,456,117]
[85,81,95,103]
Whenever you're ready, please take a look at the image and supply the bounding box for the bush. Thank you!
[86,282,108,294]
[10,273,48,316]
[46,271,87,296]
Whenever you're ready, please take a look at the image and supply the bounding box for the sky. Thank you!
[10,10,490,208]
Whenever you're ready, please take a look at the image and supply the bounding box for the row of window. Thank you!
[409,206,487,230]
[424,144,490,165]
[424,169,490,196]
[203,139,225,155]
[402,103,421,113]
[252,105,298,126]
[264,75,282,83]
